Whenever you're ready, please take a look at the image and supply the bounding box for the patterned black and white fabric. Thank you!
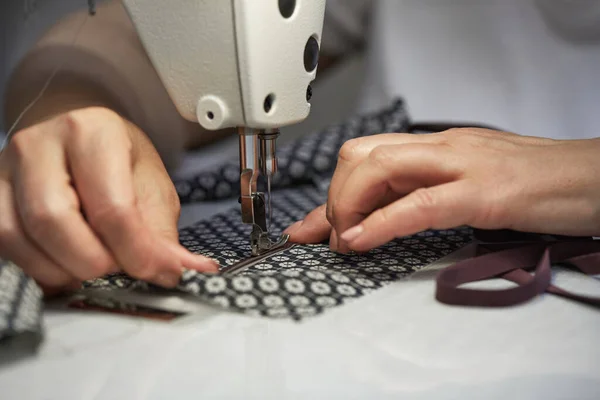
[0,260,43,342]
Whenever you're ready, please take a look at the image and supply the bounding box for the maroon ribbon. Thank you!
[435,231,600,308]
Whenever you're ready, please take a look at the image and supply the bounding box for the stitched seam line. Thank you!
[220,242,297,275]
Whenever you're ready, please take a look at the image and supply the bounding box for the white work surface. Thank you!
[1,247,599,400]
[2,139,600,400]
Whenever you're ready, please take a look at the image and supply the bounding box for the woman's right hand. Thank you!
[0,107,218,294]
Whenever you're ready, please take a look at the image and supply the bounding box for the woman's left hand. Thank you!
[285,128,600,253]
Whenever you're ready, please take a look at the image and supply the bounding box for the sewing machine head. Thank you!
[122,0,326,255]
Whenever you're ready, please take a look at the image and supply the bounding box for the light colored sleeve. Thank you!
[320,0,374,56]
[535,0,600,41]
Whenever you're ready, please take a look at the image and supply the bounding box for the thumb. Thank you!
[133,170,220,276]
[125,118,182,241]
[132,152,220,275]
[133,161,181,242]
[285,204,332,244]
[128,123,181,241]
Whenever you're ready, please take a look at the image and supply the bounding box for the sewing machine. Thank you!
[120,0,326,256]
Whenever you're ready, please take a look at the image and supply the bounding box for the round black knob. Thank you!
[304,36,320,73]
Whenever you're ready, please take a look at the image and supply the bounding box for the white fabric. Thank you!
[357,0,600,140]
[1,244,599,399]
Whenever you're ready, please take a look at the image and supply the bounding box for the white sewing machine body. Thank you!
[121,0,325,131]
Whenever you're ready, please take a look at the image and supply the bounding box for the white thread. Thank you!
[1,11,91,150]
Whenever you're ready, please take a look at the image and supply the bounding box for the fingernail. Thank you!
[341,225,364,242]
[284,220,304,235]
[157,272,180,287]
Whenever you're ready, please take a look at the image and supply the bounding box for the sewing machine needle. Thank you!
[266,173,273,230]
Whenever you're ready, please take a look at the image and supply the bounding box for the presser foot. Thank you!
[239,190,289,256]
[250,192,290,256]
[248,191,289,256]
[250,226,290,257]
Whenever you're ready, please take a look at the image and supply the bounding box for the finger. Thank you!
[0,179,74,289]
[11,123,117,281]
[332,143,463,246]
[129,124,182,241]
[330,228,339,252]
[284,204,332,244]
[163,240,219,273]
[327,133,443,225]
[340,180,482,251]
[64,113,216,287]
[124,117,217,276]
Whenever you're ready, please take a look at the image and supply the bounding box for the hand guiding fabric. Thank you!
[0,107,219,294]
[288,128,600,253]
